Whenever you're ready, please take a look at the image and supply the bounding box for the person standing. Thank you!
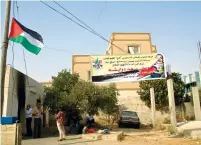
[32,101,43,138]
[55,107,66,141]
[26,104,33,136]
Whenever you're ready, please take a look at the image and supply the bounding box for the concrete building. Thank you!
[183,72,201,95]
[72,33,168,124]
[40,81,52,87]
[2,66,44,133]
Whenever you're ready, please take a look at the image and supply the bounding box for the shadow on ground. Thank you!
[59,140,97,145]
[22,126,67,140]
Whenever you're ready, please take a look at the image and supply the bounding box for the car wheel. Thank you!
[118,123,123,128]
[135,123,140,129]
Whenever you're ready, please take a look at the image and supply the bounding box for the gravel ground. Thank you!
[22,128,201,145]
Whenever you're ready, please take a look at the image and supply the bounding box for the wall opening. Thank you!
[17,72,26,122]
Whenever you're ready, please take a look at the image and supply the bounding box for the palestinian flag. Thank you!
[8,18,44,55]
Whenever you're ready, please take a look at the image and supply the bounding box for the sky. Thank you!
[1,1,201,82]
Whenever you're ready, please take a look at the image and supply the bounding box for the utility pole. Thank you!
[1,0,11,117]
[197,41,201,64]
[198,41,201,86]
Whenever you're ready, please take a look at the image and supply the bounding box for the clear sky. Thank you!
[1,1,201,82]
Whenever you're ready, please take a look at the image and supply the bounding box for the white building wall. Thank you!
[2,66,44,134]
[3,67,19,117]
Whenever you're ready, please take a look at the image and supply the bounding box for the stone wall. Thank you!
[184,102,195,120]
[117,90,169,124]
[0,123,22,145]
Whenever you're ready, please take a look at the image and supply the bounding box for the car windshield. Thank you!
[122,111,137,117]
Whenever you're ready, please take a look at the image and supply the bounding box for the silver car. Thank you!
[118,111,140,129]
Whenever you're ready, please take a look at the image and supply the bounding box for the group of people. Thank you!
[26,103,95,141]
[25,101,43,139]
[55,108,95,141]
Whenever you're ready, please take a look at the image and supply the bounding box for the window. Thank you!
[122,111,138,117]
[109,48,112,55]
[128,45,140,54]
[88,71,91,81]
[107,48,112,55]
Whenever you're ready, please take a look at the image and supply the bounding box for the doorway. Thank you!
[17,72,26,122]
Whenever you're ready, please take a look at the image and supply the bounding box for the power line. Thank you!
[45,47,73,53]
[41,0,126,53]
[97,1,107,21]
[15,1,31,96]
[53,0,100,37]
[15,0,20,20]
[53,0,124,52]
[41,1,102,39]
[198,41,201,64]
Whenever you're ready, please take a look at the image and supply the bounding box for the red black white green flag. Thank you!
[8,18,44,55]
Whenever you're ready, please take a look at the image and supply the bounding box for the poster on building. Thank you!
[90,53,166,83]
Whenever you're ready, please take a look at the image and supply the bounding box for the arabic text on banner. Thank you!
[90,53,166,83]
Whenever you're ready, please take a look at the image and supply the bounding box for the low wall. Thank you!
[184,102,195,120]
[0,123,22,145]
[117,90,169,124]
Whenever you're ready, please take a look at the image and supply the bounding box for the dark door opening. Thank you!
[17,72,26,122]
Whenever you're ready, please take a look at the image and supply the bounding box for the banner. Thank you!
[90,53,166,83]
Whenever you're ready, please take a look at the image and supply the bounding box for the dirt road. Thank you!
[122,133,200,145]
[22,128,201,145]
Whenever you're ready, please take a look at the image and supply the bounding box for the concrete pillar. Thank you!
[199,64,201,84]
[167,79,177,130]
[46,110,49,127]
[150,88,156,128]
[192,87,201,121]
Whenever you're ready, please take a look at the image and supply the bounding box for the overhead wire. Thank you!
[53,0,100,36]
[15,1,31,96]
[53,0,125,52]
[16,1,20,20]
[97,1,107,21]
[41,0,126,53]
[45,46,74,53]
[198,41,201,64]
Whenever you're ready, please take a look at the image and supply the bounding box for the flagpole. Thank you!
[1,0,11,117]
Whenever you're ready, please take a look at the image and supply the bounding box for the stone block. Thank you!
[102,131,123,141]
[82,134,102,140]
[191,130,201,136]
[191,130,201,140]
[0,123,22,145]
[177,121,201,137]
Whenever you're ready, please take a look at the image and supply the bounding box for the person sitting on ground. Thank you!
[86,112,95,127]
[69,109,83,134]
[82,112,95,134]
[69,115,79,134]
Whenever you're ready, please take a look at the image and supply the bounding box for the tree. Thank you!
[43,68,119,122]
[69,80,102,114]
[43,69,79,114]
[68,81,119,129]
[52,69,79,95]
[99,84,119,128]
[137,72,185,111]
[69,81,119,116]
